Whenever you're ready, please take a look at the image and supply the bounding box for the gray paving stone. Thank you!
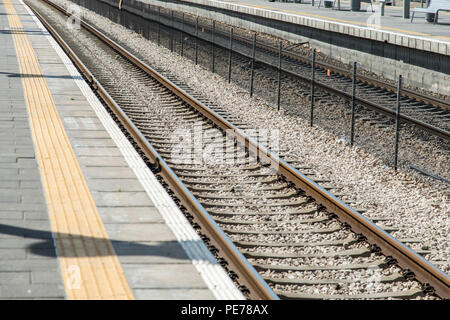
[20,181,43,189]
[98,206,163,224]
[0,211,23,220]
[31,271,63,284]
[58,110,97,118]
[0,180,20,189]
[0,194,20,203]
[94,191,154,207]
[125,264,209,289]
[0,249,26,259]
[105,223,176,242]
[0,189,21,197]
[0,122,14,129]
[14,149,36,158]
[0,238,55,249]
[19,168,42,181]
[112,241,190,264]
[62,117,103,130]
[0,168,18,176]
[0,203,47,212]
[65,130,111,139]
[72,139,118,148]
[12,129,33,137]
[17,158,38,168]
[0,284,64,298]
[0,260,59,272]
[24,211,51,221]
[56,105,93,112]
[74,147,124,157]
[21,193,46,204]
[0,220,53,239]
[0,272,30,285]
[0,156,17,163]
[27,248,57,259]
[83,167,137,179]
[87,179,145,192]
[78,156,128,167]
[133,288,215,300]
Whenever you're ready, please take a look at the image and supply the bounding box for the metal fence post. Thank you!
[181,13,184,57]
[195,16,198,65]
[277,41,282,111]
[211,21,215,73]
[170,10,174,52]
[250,33,256,98]
[350,61,357,146]
[228,28,233,84]
[394,75,402,171]
[157,7,160,46]
[310,50,316,127]
[403,0,410,19]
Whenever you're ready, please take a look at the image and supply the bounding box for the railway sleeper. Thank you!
[234,238,356,248]
[214,216,328,226]
[221,225,340,234]
[207,208,319,216]
[243,248,371,259]
[264,272,404,285]
[253,260,387,271]
[276,288,424,300]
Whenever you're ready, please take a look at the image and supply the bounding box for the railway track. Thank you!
[28,0,450,299]
[154,7,450,140]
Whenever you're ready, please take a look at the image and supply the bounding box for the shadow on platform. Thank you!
[0,222,194,261]
[0,71,82,80]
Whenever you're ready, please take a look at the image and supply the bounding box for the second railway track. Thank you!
[27,0,450,299]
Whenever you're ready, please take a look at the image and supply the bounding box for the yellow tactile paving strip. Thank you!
[4,0,134,300]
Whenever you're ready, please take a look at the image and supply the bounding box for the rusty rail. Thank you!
[31,0,450,299]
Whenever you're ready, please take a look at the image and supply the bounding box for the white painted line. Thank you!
[22,0,244,300]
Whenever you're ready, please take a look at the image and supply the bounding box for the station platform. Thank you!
[201,0,450,45]
[0,0,243,299]
[127,0,449,93]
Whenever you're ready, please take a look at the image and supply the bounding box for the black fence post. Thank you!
[310,50,316,127]
[250,33,256,98]
[170,10,174,52]
[228,28,233,84]
[157,7,160,46]
[277,41,282,111]
[394,75,402,171]
[350,61,357,146]
[211,21,215,73]
[195,16,199,65]
[181,12,184,57]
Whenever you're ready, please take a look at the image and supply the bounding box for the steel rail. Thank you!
[30,1,278,300]
[140,7,450,141]
[182,21,450,141]
[32,0,450,299]
[242,35,450,111]
[178,14,450,112]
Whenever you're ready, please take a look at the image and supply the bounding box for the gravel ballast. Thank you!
[45,0,449,276]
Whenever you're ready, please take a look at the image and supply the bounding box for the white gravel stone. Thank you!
[37,0,448,291]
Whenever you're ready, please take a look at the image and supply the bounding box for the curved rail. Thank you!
[31,0,450,299]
